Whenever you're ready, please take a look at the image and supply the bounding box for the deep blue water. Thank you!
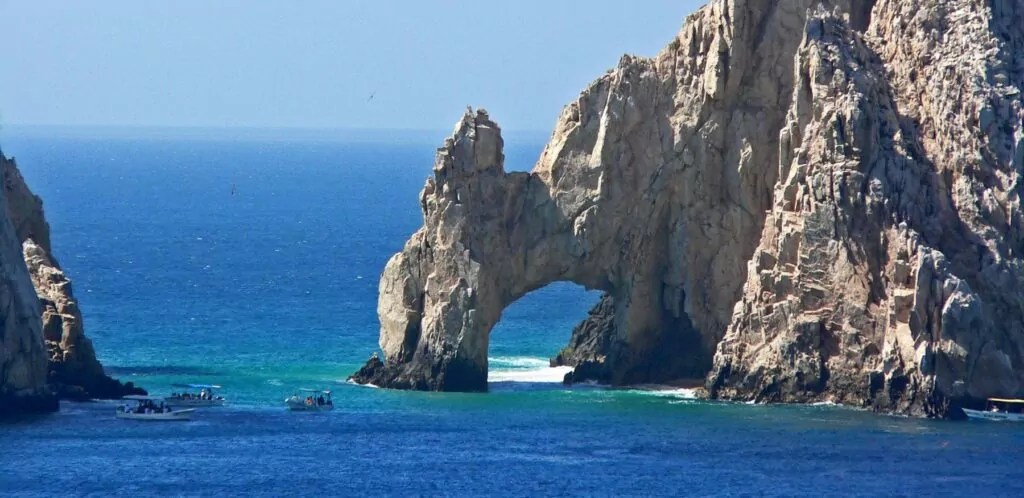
[1,128,1023,497]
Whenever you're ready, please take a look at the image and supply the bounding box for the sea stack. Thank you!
[0,150,143,414]
[352,0,1023,418]
[0,150,58,414]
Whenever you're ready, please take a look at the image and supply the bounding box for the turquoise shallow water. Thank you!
[1,129,1023,496]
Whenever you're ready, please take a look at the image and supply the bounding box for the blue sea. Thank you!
[1,127,1022,497]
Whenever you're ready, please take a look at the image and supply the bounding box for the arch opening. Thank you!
[486,281,601,385]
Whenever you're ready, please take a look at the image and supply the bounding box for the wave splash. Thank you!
[487,356,571,383]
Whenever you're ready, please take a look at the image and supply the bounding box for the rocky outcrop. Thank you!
[550,294,615,382]
[2,153,143,401]
[353,0,1024,417]
[0,151,56,414]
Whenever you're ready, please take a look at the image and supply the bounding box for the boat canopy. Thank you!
[122,395,167,401]
[171,383,222,389]
[988,397,1024,404]
[299,388,331,394]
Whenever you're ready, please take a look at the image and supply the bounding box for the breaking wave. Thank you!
[624,386,700,400]
[488,356,571,383]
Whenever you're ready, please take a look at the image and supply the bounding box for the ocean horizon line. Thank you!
[0,123,553,144]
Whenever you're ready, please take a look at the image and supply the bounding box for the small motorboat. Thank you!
[116,395,195,421]
[285,388,334,411]
[963,398,1024,422]
[165,383,226,407]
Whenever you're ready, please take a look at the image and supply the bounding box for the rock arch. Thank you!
[352,66,780,391]
[350,0,819,392]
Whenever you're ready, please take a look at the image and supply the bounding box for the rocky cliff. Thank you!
[708,1,1024,417]
[1,151,143,407]
[0,151,57,414]
[352,0,1024,418]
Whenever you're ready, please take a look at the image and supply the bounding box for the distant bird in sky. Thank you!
[230,183,235,196]
[368,91,376,102]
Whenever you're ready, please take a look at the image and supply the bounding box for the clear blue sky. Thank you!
[0,0,702,131]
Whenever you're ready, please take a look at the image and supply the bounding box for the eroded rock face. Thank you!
[354,0,1024,417]
[709,0,1024,417]
[0,151,55,414]
[3,154,143,401]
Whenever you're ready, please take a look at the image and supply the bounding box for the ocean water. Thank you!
[1,127,1023,497]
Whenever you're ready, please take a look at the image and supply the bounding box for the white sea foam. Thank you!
[488,356,550,369]
[623,385,699,399]
[487,356,571,383]
[488,365,573,383]
[346,378,380,388]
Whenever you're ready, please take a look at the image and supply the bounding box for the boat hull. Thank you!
[286,403,334,412]
[285,398,334,412]
[164,398,225,408]
[963,408,1024,422]
[116,409,195,421]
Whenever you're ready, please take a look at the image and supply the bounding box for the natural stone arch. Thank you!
[352,107,694,391]
[350,0,837,392]
[352,101,768,390]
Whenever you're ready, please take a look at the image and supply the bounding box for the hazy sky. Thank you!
[0,0,702,131]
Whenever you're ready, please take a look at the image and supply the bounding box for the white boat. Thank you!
[964,398,1024,422]
[116,395,195,421]
[165,383,226,407]
[285,388,335,411]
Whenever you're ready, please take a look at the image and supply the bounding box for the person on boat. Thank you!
[317,395,325,406]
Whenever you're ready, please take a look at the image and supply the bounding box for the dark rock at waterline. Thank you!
[550,294,615,370]
[562,360,611,385]
[349,354,386,385]
[349,352,488,392]
[48,362,146,401]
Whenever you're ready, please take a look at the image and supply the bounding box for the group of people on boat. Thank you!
[121,400,173,415]
[170,389,220,401]
[304,394,333,407]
